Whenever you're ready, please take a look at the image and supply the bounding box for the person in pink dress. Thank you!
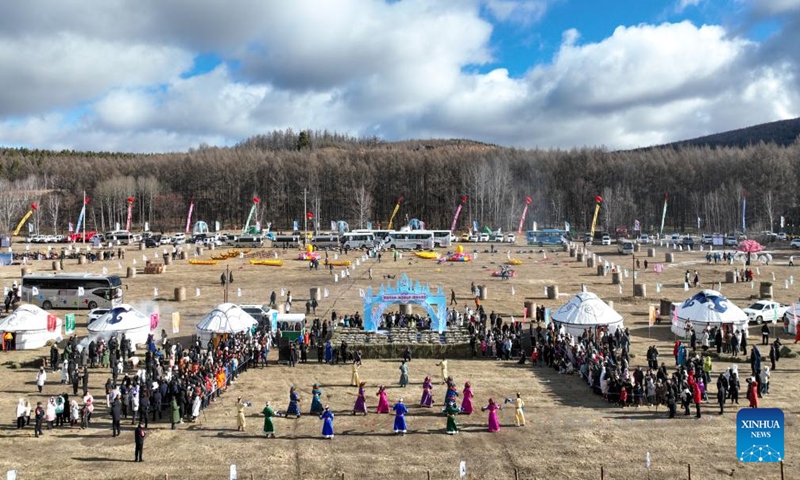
[461,382,474,414]
[420,376,434,407]
[376,385,390,414]
[352,382,368,415]
[481,398,502,432]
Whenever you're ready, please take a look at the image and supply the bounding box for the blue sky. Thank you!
[0,0,797,153]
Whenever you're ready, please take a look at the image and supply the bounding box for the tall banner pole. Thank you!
[13,203,38,236]
[387,196,403,230]
[590,195,602,238]
[449,196,467,233]
[125,197,135,232]
[659,193,669,236]
[185,198,195,234]
[742,190,747,233]
[517,196,532,235]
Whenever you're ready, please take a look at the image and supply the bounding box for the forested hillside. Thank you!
[1,129,799,235]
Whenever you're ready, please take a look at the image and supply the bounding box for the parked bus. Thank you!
[233,235,264,248]
[311,234,340,249]
[340,232,374,250]
[431,230,455,248]
[383,231,434,250]
[103,230,143,245]
[526,229,568,246]
[21,273,123,310]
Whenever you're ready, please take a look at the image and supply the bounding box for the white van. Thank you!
[340,232,374,250]
[104,230,142,245]
[618,239,634,255]
[234,235,264,248]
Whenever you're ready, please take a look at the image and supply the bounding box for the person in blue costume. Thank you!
[325,341,333,364]
[310,384,324,415]
[319,405,335,439]
[393,398,408,435]
[286,386,301,418]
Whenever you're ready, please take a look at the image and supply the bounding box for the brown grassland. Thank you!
[0,240,797,480]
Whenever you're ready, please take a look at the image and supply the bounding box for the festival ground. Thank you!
[0,242,798,479]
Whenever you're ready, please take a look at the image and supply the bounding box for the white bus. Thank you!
[271,234,302,248]
[103,230,143,245]
[431,230,455,248]
[352,229,393,241]
[340,232,374,250]
[21,273,124,310]
[384,231,435,250]
[311,234,340,249]
[234,235,264,248]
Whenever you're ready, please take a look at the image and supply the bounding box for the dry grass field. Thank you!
[0,240,797,480]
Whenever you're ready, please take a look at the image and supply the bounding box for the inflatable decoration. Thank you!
[190,259,218,265]
[415,251,440,260]
[298,243,321,261]
[448,244,472,262]
[249,259,283,266]
[507,259,522,265]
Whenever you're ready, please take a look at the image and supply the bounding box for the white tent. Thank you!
[551,292,624,336]
[671,289,749,337]
[196,303,257,343]
[0,304,62,349]
[86,304,151,348]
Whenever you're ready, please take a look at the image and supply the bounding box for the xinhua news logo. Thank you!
[737,408,784,463]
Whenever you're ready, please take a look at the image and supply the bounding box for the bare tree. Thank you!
[46,193,61,235]
[763,190,775,233]
[352,185,373,229]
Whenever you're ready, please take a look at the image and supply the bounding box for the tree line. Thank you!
[1,130,799,236]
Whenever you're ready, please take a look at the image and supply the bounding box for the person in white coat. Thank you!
[36,367,47,393]
[16,398,26,429]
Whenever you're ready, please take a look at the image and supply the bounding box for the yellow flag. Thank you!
[648,305,656,326]
[171,311,181,334]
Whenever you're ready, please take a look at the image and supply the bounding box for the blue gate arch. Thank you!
[363,274,447,333]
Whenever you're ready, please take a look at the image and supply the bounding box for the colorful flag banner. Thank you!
[449,196,467,232]
[742,191,747,233]
[387,196,403,230]
[125,197,134,232]
[634,219,641,231]
[648,305,656,327]
[564,221,570,232]
[590,195,602,238]
[243,196,260,234]
[659,193,668,235]
[185,200,194,234]
[47,314,57,332]
[171,312,180,334]
[150,313,159,330]
[517,196,532,235]
[65,313,76,335]
[13,203,37,236]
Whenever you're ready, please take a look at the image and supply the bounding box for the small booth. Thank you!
[86,304,151,351]
[551,291,625,338]
[274,313,306,363]
[195,303,258,345]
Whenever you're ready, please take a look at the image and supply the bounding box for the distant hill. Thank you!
[658,117,800,149]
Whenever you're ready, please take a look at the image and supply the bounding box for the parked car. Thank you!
[725,236,738,246]
[743,300,789,325]
[778,232,787,241]
[159,235,172,245]
[478,233,490,242]
[87,308,109,324]
[682,236,694,247]
[504,233,516,243]
[701,234,713,245]
[637,234,650,244]
[791,238,800,249]
[671,233,680,243]
[144,237,159,248]
[601,234,612,246]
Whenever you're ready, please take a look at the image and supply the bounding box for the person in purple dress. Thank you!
[393,398,408,435]
[461,381,474,414]
[319,406,335,439]
[352,382,368,415]
[481,398,502,432]
[420,376,434,407]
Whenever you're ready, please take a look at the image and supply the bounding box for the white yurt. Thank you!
[0,304,63,349]
[551,292,624,337]
[195,303,257,343]
[86,304,151,348]
[671,289,749,337]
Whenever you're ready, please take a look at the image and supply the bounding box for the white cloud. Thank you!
[0,2,798,152]
[483,0,549,24]
[675,0,702,13]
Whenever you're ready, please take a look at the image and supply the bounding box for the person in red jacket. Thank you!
[692,382,702,418]
[747,378,759,408]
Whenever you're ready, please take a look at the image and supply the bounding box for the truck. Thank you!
[742,300,790,325]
